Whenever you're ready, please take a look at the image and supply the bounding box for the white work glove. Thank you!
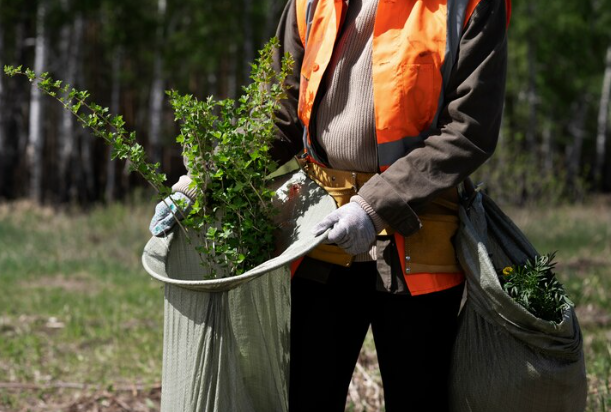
[149,192,193,237]
[312,202,376,255]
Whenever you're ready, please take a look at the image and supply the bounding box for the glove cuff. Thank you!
[350,195,388,234]
[171,175,198,200]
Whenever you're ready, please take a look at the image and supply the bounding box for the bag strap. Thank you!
[458,178,484,211]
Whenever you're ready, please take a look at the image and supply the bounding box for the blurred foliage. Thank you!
[0,0,610,204]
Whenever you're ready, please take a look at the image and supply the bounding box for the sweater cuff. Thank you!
[171,175,198,200]
[350,195,388,234]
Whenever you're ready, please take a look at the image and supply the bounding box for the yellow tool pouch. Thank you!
[404,194,462,275]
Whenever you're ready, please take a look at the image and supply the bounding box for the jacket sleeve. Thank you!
[358,0,508,237]
[269,0,306,165]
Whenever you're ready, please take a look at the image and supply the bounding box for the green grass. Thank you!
[509,197,611,412]
[0,199,164,410]
[354,196,611,412]
[0,196,610,411]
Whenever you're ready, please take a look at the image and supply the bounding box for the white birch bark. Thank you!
[106,48,122,202]
[595,45,611,186]
[58,15,84,201]
[27,0,48,203]
[148,0,167,164]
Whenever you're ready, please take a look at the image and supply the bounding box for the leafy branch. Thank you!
[4,37,295,278]
[500,252,573,323]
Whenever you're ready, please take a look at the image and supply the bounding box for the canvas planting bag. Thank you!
[142,169,336,412]
[449,190,587,412]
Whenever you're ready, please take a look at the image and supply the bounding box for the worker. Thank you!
[150,0,509,410]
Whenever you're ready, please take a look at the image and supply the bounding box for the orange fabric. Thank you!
[463,0,479,29]
[296,0,307,47]
[297,0,347,129]
[291,256,305,277]
[372,0,446,146]
[403,272,465,296]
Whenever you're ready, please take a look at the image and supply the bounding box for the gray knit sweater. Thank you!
[315,0,379,174]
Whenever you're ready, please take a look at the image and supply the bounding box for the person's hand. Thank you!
[312,202,376,255]
[149,192,193,236]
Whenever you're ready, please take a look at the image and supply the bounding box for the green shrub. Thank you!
[5,37,294,277]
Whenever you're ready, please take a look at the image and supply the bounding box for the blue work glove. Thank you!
[312,202,376,255]
[149,192,193,237]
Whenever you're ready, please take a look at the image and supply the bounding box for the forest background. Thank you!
[1,0,611,411]
[1,0,611,204]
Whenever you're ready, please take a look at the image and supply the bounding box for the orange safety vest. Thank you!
[294,0,511,295]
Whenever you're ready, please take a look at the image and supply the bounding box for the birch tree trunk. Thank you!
[595,45,611,188]
[106,48,122,203]
[27,0,48,203]
[148,0,167,164]
[58,15,84,202]
[565,98,589,195]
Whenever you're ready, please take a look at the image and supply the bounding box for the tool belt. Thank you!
[301,160,461,273]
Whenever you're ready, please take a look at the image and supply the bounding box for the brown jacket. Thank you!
[270,0,508,238]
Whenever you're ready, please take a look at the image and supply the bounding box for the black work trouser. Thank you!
[289,261,464,412]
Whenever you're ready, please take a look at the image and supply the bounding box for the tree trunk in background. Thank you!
[5,21,29,199]
[77,26,94,204]
[595,45,611,189]
[227,43,238,99]
[565,98,588,195]
[243,0,255,83]
[207,72,218,98]
[525,17,538,154]
[264,0,282,39]
[105,48,122,203]
[58,15,84,202]
[0,25,6,195]
[541,115,554,174]
[14,22,28,162]
[149,0,167,165]
[27,0,48,203]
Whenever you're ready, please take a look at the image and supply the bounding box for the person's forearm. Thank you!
[359,0,508,237]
